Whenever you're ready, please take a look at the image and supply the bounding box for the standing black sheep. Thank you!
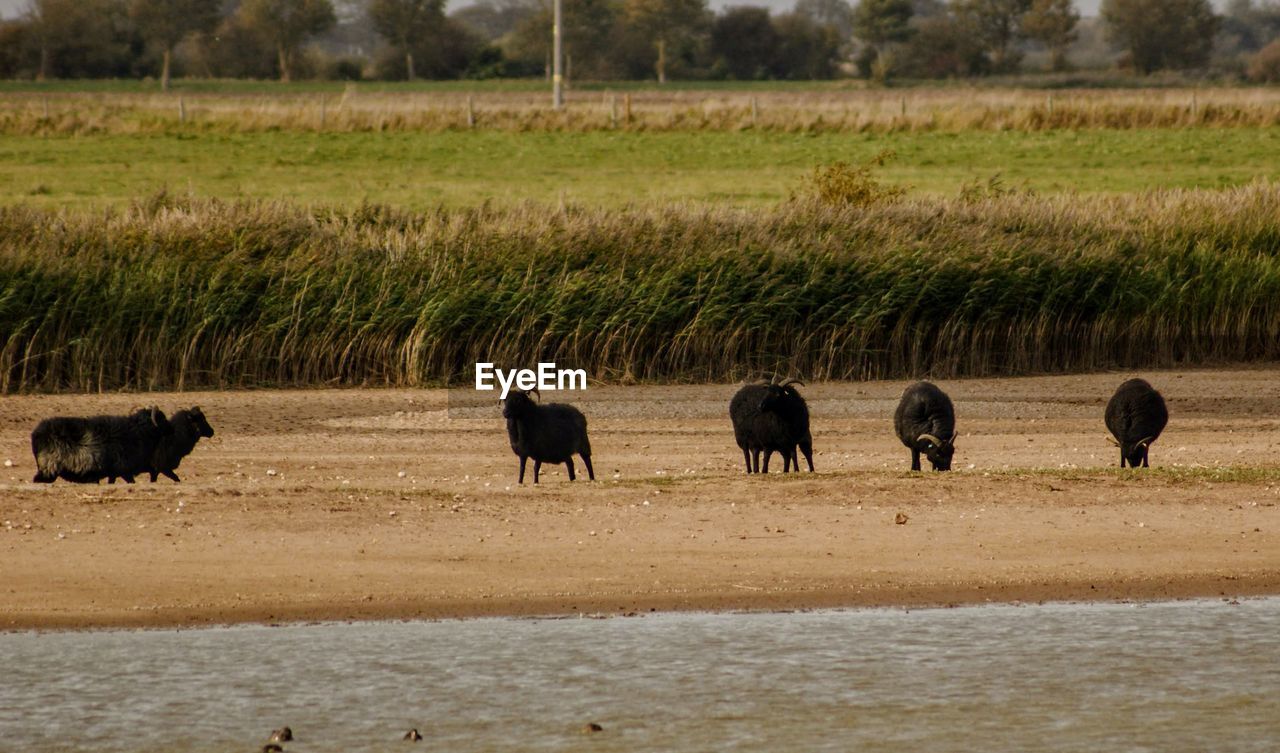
[31,407,174,484]
[502,390,594,484]
[150,406,215,482]
[894,381,958,471]
[729,377,814,474]
[1105,378,1168,468]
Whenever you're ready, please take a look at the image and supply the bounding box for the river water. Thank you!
[2,598,1278,752]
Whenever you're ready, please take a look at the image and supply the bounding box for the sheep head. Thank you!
[916,431,956,471]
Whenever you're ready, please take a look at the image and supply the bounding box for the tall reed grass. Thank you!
[2,87,1279,135]
[3,183,1280,392]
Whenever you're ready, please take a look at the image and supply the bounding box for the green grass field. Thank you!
[3,127,1278,209]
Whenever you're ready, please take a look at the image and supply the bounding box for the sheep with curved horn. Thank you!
[729,375,814,474]
[1104,378,1168,468]
[894,381,958,471]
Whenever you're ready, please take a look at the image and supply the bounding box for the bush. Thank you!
[1248,39,1280,83]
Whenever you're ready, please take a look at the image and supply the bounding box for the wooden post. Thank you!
[319,97,326,129]
[178,95,186,124]
[610,94,618,129]
[624,93,632,124]
[750,96,758,127]
[42,95,49,119]
[467,95,475,128]
[900,97,906,117]
[1047,93,1054,115]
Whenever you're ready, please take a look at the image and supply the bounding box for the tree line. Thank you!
[1,0,1279,84]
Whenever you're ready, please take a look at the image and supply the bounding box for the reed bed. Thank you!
[2,86,1280,135]
[3,183,1280,392]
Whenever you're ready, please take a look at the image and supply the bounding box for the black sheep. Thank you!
[150,406,215,482]
[502,390,594,484]
[1104,378,1168,468]
[729,377,814,474]
[31,407,174,484]
[894,381,957,471]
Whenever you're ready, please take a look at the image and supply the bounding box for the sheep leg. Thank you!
[762,450,773,473]
[782,451,792,473]
[1119,452,1127,468]
[149,471,159,482]
[1142,449,1150,468]
[741,447,752,474]
[120,474,135,484]
[162,470,181,482]
[566,458,576,481]
[32,471,55,483]
[107,477,116,484]
[581,453,595,481]
[911,449,921,472]
[533,460,542,484]
[750,449,760,473]
[800,442,814,472]
[518,456,528,484]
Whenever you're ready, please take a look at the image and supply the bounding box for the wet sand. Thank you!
[2,368,1278,630]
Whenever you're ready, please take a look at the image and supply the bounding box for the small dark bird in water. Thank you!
[262,745,284,753]
[269,727,293,743]
[404,728,424,741]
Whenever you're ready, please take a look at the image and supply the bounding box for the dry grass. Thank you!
[3,182,1280,392]
[2,87,1279,135]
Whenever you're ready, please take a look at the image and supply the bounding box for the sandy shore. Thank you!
[2,368,1278,630]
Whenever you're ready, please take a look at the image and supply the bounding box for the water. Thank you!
[2,599,1279,753]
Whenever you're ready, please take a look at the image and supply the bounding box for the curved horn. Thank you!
[1105,435,1120,447]
[529,387,541,401]
[917,433,942,447]
[945,431,959,446]
[750,378,770,386]
[780,378,805,388]
[149,406,161,425]
[1136,436,1156,448]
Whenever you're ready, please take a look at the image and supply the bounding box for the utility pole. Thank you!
[552,0,564,110]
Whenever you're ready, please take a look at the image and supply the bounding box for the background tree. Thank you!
[793,0,854,59]
[1021,0,1077,71]
[451,0,541,42]
[852,0,913,78]
[239,0,336,81]
[772,11,843,78]
[369,0,443,80]
[896,7,988,76]
[623,0,708,83]
[506,0,619,81]
[953,0,1032,72]
[21,0,137,80]
[710,6,778,79]
[129,0,221,90]
[1101,0,1218,73]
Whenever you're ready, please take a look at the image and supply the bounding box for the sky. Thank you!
[0,0,1114,21]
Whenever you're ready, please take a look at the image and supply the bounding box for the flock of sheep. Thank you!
[501,375,1170,483]
[28,378,1169,485]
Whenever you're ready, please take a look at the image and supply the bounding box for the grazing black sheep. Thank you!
[894,381,958,471]
[149,406,215,482]
[31,407,173,484]
[729,377,814,474]
[502,390,594,484]
[1105,378,1168,468]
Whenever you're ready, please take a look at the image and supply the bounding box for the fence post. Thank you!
[178,95,186,124]
[750,96,758,127]
[610,94,618,129]
[467,95,475,128]
[624,92,632,124]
